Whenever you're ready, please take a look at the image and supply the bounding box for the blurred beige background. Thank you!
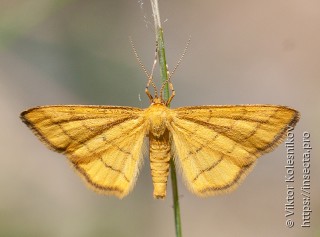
[1,0,319,236]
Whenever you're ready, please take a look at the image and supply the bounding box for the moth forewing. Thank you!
[168,104,299,196]
[20,105,148,198]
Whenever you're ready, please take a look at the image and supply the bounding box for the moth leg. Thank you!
[166,79,175,106]
[161,37,191,105]
[130,37,158,102]
[145,86,153,101]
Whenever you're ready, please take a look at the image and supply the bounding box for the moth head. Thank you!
[152,97,165,105]
[145,81,175,107]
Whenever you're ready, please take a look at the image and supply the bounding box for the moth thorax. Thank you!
[147,104,169,137]
[150,119,167,137]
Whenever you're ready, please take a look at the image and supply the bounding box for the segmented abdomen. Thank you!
[149,130,171,199]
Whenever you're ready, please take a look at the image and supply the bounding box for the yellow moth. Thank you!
[20,48,299,199]
[20,86,299,199]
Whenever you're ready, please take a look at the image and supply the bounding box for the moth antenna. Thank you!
[169,35,191,81]
[160,36,191,102]
[130,36,150,78]
[130,37,158,100]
